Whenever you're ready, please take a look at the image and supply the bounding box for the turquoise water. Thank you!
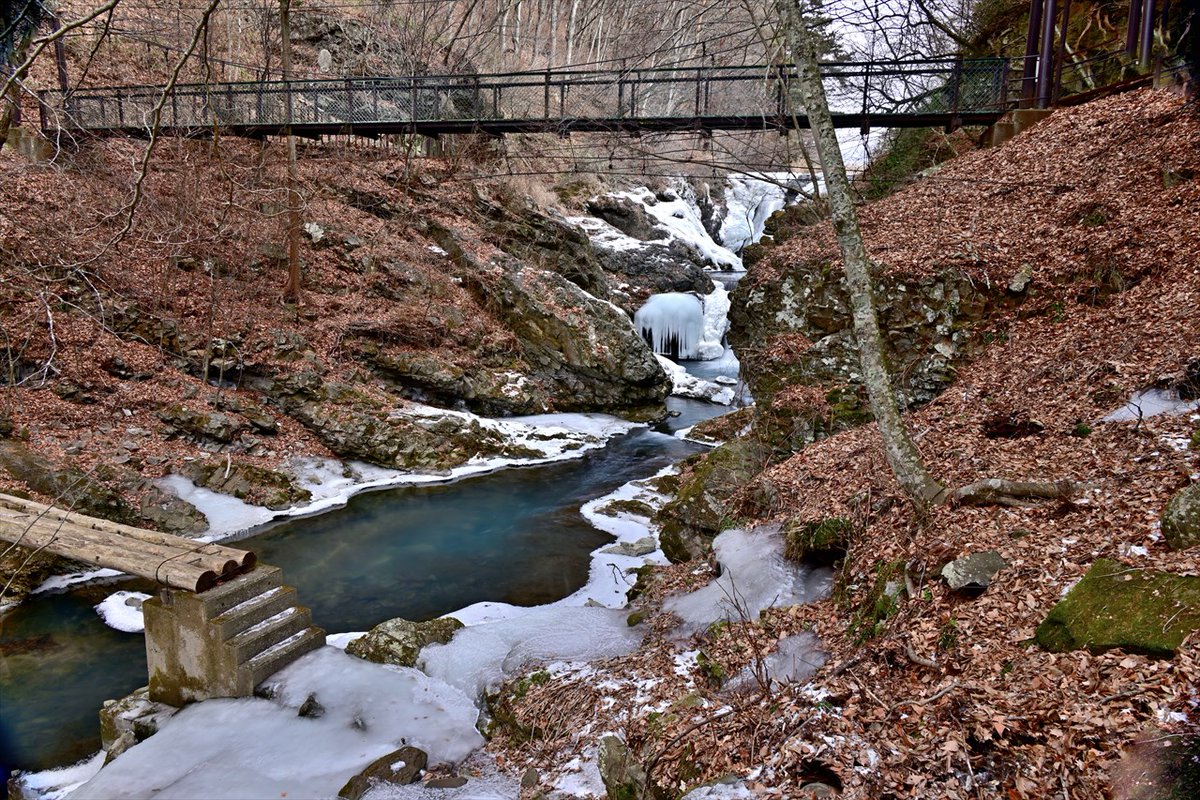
[0,397,725,773]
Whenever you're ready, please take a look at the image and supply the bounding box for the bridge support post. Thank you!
[143,565,323,706]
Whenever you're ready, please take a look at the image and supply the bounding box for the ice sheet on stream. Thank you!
[664,524,834,637]
[63,648,484,800]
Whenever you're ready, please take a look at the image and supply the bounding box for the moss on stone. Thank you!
[1162,484,1200,551]
[783,517,852,565]
[1035,559,1200,657]
[848,560,906,642]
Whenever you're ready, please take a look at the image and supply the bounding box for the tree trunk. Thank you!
[280,0,302,304]
[775,0,945,507]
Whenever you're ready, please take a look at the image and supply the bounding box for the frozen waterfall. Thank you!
[634,292,704,360]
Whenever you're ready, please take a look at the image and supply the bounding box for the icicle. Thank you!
[633,293,704,360]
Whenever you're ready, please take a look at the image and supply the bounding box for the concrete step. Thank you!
[209,586,296,640]
[246,626,325,688]
[199,566,283,618]
[228,605,312,664]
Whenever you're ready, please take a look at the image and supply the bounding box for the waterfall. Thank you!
[633,293,704,360]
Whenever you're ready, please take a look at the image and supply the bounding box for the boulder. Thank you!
[468,260,670,417]
[345,617,464,668]
[1035,558,1200,657]
[597,735,663,800]
[585,196,668,241]
[99,686,177,751]
[601,536,658,557]
[941,551,1007,592]
[1162,483,1200,551]
[157,405,243,444]
[337,746,427,800]
[181,460,311,511]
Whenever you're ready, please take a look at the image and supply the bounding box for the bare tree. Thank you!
[776,0,946,507]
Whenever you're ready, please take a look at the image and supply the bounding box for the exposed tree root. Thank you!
[943,478,1080,508]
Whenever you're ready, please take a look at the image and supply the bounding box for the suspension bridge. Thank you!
[37,57,1021,140]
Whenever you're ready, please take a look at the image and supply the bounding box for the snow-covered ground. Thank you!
[567,182,741,271]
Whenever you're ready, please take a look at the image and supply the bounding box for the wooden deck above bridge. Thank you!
[38,57,1019,140]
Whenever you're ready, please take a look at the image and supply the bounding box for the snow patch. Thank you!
[9,752,104,800]
[67,647,482,800]
[94,591,151,633]
[1100,388,1200,423]
[656,355,735,405]
[664,525,833,636]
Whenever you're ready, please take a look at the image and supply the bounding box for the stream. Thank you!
[0,388,737,774]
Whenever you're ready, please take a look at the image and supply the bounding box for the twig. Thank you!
[904,642,940,670]
[889,680,961,715]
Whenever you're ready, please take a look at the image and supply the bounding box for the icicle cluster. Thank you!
[633,293,704,360]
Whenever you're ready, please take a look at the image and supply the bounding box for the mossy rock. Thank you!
[1162,484,1200,551]
[345,616,464,667]
[784,517,852,565]
[653,438,768,562]
[1035,559,1200,657]
[181,460,311,510]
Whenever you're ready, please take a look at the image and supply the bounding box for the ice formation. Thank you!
[419,606,645,701]
[634,292,704,359]
[664,524,833,636]
[1099,387,1200,423]
[724,632,827,692]
[697,281,731,360]
[67,648,483,800]
[719,173,796,253]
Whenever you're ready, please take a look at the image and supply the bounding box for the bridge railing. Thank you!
[37,58,1018,135]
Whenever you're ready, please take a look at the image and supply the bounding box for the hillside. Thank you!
[487,89,1200,798]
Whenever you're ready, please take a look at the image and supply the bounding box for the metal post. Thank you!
[1139,0,1156,68]
[544,70,551,120]
[947,57,963,130]
[1036,0,1058,108]
[694,67,702,117]
[1126,0,1144,55]
[1052,0,1073,104]
[1021,0,1045,107]
[860,62,871,134]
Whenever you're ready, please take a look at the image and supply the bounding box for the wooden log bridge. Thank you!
[0,492,255,592]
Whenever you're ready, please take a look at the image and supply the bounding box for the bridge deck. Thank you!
[0,493,254,592]
[39,58,1018,139]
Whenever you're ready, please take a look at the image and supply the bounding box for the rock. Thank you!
[345,616,464,668]
[602,536,658,557]
[1008,263,1034,293]
[302,221,326,243]
[585,195,669,241]
[337,746,427,800]
[102,731,136,765]
[297,693,325,719]
[521,767,540,790]
[941,551,1007,592]
[467,259,670,416]
[654,439,769,563]
[181,459,311,511]
[99,686,177,751]
[157,405,243,444]
[424,776,468,789]
[0,440,138,525]
[1035,558,1200,657]
[597,735,662,800]
[729,263,993,410]
[800,782,839,798]
[1162,483,1200,551]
